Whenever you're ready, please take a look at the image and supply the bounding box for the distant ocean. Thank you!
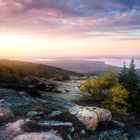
[82,58,140,69]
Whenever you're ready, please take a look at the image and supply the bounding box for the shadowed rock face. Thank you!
[69,106,112,130]
[0,119,31,140]
[12,132,63,140]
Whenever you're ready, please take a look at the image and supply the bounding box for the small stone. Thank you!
[69,127,75,134]
[50,111,63,117]
[67,134,72,140]
[80,130,86,135]
[0,108,14,123]
[112,120,126,128]
[73,133,80,139]
[0,99,4,103]
[19,91,28,96]
[26,111,43,117]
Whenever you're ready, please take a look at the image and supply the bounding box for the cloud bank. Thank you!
[0,0,140,39]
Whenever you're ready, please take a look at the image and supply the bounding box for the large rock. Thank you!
[69,105,112,130]
[12,132,63,140]
[0,119,31,140]
[37,80,60,92]
[0,108,14,123]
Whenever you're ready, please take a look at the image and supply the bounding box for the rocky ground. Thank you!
[0,78,140,140]
[39,80,84,101]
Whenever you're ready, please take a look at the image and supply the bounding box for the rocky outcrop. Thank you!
[0,108,14,123]
[0,86,139,140]
[69,105,112,130]
[37,78,83,95]
[0,88,113,139]
[0,119,31,140]
[0,89,42,115]
[12,132,63,140]
[24,76,68,93]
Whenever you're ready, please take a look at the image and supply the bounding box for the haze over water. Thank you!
[82,58,140,69]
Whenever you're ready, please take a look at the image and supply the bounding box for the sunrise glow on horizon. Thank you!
[0,0,140,59]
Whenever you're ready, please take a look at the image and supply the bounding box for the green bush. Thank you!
[81,69,129,114]
[103,84,128,114]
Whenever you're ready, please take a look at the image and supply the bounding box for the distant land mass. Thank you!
[32,57,140,76]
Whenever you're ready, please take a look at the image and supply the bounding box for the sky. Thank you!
[0,0,140,59]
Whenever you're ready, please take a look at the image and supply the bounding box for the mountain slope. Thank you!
[35,60,121,75]
[0,59,81,83]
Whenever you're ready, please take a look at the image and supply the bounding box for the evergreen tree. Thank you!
[127,58,140,113]
[118,58,140,113]
[118,62,128,89]
[127,58,139,91]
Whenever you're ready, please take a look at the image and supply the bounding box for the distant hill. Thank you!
[0,59,81,83]
[34,59,140,76]
[33,60,120,75]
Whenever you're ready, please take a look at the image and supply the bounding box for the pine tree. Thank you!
[118,58,140,113]
[128,58,139,91]
[127,58,140,113]
[118,62,128,89]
